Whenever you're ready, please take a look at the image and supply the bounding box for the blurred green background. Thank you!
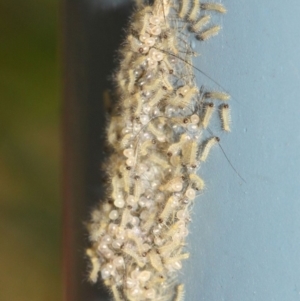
[0,0,62,300]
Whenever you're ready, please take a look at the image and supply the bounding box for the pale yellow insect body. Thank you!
[87,1,230,300]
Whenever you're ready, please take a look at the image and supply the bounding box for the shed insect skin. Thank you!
[220,103,231,132]
[196,25,221,41]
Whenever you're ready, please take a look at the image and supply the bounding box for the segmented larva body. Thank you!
[219,103,231,132]
[86,1,229,300]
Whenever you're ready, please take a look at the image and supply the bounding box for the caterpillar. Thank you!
[86,1,229,300]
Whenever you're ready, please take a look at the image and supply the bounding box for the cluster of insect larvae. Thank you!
[86,1,230,300]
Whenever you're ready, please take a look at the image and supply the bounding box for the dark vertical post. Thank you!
[62,1,133,300]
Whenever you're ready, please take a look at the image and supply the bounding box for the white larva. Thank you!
[149,153,170,170]
[164,252,190,265]
[189,173,205,190]
[107,116,121,146]
[111,175,122,200]
[200,2,227,14]
[179,86,199,107]
[139,139,153,156]
[199,136,220,162]
[121,166,132,194]
[160,177,183,193]
[170,154,182,167]
[181,140,196,166]
[148,250,164,272]
[86,249,100,283]
[174,284,185,301]
[139,11,151,35]
[134,177,142,202]
[188,0,200,22]
[147,76,164,92]
[164,220,186,239]
[170,116,190,128]
[179,0,191,19]
[188,140,198,167]
[142,210,157,233]
[134,95,144,117]
[201,102,215,128]
[169,86,198,108]
[159,196,179,223]
[167,133,190,156]
[163,30,179,54]
[196,25,221,41]
[148,88,167,107]
[158,241,184,256]
[121,133,133,149]
[147,122,165,140]
[220,103,231,132]
[204,91,231,101]
[191,15,211,33]
[122,246,146,268]
[160,57,175,75]
[116,70,127,93]
[162,75,174,91]
[111,284,123,301]
[127,231,144,254]
[120,208,131,229]
[127,34,143,53]
[123,51,134,68]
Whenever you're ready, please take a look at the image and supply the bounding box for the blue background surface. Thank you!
[183,1,300,300]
